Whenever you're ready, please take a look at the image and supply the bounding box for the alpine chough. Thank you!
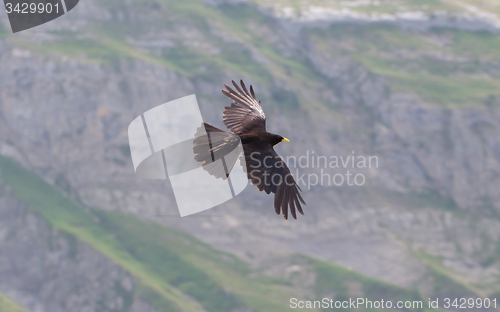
[193,80,305,219]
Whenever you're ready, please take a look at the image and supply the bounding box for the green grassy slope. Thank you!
[0,293,29,312]
[0,156,465,312]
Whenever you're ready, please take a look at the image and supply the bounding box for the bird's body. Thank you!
[240,128,279,146]
[193,80,305,219]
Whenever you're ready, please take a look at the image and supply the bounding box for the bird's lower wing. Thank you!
[245,147,306,219]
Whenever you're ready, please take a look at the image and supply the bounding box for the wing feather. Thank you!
[250,85,256,99]
[245,146,305,220]
[222,80,266,134]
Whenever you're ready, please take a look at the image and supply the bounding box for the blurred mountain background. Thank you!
[1,0,500,311]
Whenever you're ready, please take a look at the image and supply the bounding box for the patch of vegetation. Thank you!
[0,293,29,312]
[313,257,430,311]
[414,250,478,299]
[445,29,500,62]
[479,239,500,268]
[135,284,181,312]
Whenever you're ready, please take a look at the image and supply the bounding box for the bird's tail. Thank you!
[193,123,242,180]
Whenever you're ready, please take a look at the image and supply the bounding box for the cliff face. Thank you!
[0,179,162,312]
[1,0,500,310]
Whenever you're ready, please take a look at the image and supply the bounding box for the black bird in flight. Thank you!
[193,80,305,219]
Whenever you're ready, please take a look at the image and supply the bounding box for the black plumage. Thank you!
[193,80,305,219]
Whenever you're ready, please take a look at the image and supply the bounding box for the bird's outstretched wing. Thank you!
[245,146,305,220]
[222,80,266,134]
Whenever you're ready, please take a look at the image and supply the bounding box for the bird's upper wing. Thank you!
[245,146,305,220]
[222,80,266,134]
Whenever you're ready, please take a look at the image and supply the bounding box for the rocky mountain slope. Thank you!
[0,0,500,310]
[0,155,445,312]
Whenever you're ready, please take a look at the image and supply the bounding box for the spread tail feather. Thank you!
[193,123,241,180]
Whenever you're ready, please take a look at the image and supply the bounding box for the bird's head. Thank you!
[270,134,290,146]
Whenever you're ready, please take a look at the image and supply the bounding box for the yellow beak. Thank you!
[282,138,290,142]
